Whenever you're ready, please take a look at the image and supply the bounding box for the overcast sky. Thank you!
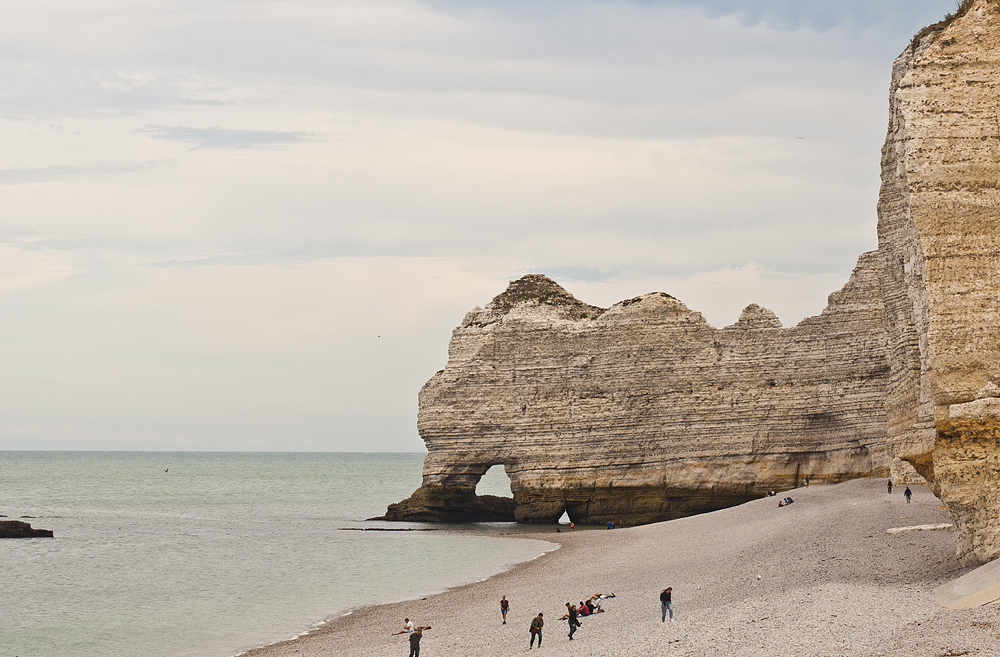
[0,0,954,451]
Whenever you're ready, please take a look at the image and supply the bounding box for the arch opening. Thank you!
[475,464,513,498]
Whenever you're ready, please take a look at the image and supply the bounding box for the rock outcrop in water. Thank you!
[877,0,1000,564]
[383,260,892,525]
[0,520,53,538]
[384,0,1000,564]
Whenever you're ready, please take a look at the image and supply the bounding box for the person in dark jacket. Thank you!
[566,602,581,639]
[660,587,673,621]
[529,613,543,648]
[904,487,912,503]
[408,626,429,657]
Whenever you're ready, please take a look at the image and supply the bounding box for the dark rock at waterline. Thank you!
[0,520,54,538]
[374,488,517,522]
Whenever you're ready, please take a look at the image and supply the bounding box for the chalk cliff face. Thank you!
[877,0,1000,564]
[383,260,891,525]
[384,1,1000,563]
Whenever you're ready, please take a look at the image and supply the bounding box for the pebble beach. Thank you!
[245,478,1000,657]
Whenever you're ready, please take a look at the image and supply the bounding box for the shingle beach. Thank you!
[245,478,999,657]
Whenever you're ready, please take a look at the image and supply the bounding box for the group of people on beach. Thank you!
[530,593,615,647]
[395,592,621,652]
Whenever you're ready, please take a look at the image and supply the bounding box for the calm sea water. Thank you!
[0,452,555,657]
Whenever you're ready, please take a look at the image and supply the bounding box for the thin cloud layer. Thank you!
[140,125,314,150]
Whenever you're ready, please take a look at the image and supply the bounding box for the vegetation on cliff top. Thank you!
[909,0,986,51]
[487,274,605,316]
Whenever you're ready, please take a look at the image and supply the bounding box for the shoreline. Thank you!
[235,528,564,657]
[242,478,1000,657]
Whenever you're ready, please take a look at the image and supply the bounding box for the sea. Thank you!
[0,452,557,657]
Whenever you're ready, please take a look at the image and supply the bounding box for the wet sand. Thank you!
[245,478,1000,656]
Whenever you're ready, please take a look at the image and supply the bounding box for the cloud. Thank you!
[0,0,961,450]
[432,0,954,34]
[0,165,133,184]
[0,242,76,296]
[139,125,314,150]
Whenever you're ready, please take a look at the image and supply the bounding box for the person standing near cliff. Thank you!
[887,479,893,494]
[529,613,543,648]
[660,587,673,622]
[567,602,581,639]
[500,595,509,624]
[904,486,912,503]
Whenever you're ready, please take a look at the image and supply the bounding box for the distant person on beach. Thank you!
[805,475,810,487]
[500,595,509,624]
[607,520,613,529]
[570,522,575,530]
[408,626,429,657]
[392,618,414,635]
[529,613,543,648]
[567,602,581,639]
[660,587,673,622]
[888,479,893,494]
[904,487,912,503]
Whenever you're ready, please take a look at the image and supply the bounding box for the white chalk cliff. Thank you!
[384,0,1000,565]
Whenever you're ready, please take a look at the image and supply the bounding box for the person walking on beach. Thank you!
[887,479,893,494]
[500,595,509,624]
[660,587,673,622]
[392,618,415,635]
[529,613,543,648]
[408,625,429,657]
[566,602,581,640]
[904,486,912,503]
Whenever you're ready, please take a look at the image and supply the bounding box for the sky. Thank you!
[0,0,956,451]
